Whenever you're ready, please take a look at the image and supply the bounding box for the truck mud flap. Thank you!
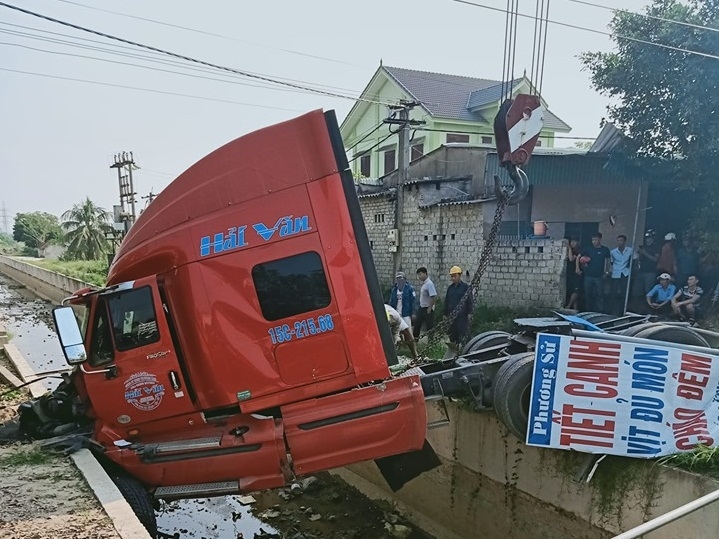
[281,376,426,476]
[374,439,441,492]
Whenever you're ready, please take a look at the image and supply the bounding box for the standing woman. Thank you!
[565,238,581,309]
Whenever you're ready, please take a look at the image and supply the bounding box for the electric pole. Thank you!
[0,201,8,234]
[384,101,423,275]
[110,152,138,233]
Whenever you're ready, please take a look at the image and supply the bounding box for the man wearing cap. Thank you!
[444,265,473,349]
[384,304,419,359]
[646,273,676,316]
[388,271,416,334]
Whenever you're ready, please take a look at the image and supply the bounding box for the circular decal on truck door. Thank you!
[124,371,165,411]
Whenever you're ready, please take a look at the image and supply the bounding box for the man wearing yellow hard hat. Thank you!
[443,265,473,349]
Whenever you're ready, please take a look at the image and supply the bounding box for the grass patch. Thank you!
[25,259,107,286]
[658,445,719,480]
[0,387,25,402]
[0,445,53,467]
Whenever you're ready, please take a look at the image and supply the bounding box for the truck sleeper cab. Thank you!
[54,110,429,498]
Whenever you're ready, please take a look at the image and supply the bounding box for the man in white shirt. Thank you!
[610,234,633,315]
[384,304,418,359]
[413,267,437,340]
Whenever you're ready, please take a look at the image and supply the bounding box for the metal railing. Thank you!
[613,487,719,539]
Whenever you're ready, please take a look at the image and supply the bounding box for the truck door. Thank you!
[82,277,194,428]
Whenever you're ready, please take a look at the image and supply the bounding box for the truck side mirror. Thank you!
[53,306,88,365]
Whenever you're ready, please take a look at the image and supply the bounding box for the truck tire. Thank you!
[462,330,510,355]
[633,325,710,347]
[112,475,158,538]
[493,352,535,440]
[579,313,614,324]
[620,322,659,337]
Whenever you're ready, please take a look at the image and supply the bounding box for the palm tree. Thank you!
[61,197,112,260]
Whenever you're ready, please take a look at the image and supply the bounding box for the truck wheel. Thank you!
[462,330,510,355]
[579,313,614,324]
[633,325,710,347]
[493,352,535,440]
[112,475,158,538]
[620,323,658,337]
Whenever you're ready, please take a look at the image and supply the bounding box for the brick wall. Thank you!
[359,187,567,308]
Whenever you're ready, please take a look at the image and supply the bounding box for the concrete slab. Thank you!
[0,363,24,388]
[3,342,47,397]
[71,449,152,539]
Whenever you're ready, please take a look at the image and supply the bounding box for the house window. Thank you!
[252,252,331,321]
[360,154,371,178]
[535,140,542,147]
[374,213,385,223]
[446,133,470,144]
[384,149,396,174]
[481,136,493,145]
[411,143,424,162]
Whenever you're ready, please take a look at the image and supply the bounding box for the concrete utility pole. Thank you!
[110,152,138,233]
[384,101,423,275]
[0,201,8,235]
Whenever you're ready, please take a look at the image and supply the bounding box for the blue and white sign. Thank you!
[527,333,719,457]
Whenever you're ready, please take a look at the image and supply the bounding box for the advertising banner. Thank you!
[526,333,719,457]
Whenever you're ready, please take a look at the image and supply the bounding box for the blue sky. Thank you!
[0,0,640,225]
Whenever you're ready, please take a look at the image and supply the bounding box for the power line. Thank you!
[448,0,719,61]
[0,21,369,96]
[52,0,367,68]
[0,39,359,99]
[416,126,596,140]
[348,132,397,163]
[563,0,719,35]
[0,66,304,111]
[0,2,394,105]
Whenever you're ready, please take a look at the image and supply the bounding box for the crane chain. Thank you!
[418,193,509,357]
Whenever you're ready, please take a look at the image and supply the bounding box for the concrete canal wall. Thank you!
[0,255,93,304]
[3,255,719,538]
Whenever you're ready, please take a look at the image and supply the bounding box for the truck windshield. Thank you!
[106,286,161,352]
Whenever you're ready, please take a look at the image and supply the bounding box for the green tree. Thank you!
[61,197,112,260]
[12,212,63,249]
[580,0,719,245]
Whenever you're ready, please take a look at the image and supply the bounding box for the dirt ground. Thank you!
[0,370,120,539]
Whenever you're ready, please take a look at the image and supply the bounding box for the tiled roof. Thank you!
[383,66,570,130]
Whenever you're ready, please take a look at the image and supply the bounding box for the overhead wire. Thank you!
[448,0,719,61]
[51,0,367,68]
[347,132,397,163]
[0,20,369,96]
[0,67,304,111]
[0,2,394,105]
[563,0,719,35]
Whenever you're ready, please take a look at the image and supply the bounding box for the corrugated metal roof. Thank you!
[484,152,640,187]
[383,66,571,131]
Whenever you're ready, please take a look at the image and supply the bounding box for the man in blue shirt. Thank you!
[388,271,416,334]
[576,232,611,313]
[646,273,676,316]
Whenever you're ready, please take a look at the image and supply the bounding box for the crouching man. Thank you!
[385,304,419,359]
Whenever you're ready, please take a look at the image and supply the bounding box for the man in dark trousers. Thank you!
[444,265,473,350]
[576,232,611,313]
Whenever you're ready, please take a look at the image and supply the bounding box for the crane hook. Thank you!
[493,163,529,205]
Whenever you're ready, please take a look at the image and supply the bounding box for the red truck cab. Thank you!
[54,110,428,498]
